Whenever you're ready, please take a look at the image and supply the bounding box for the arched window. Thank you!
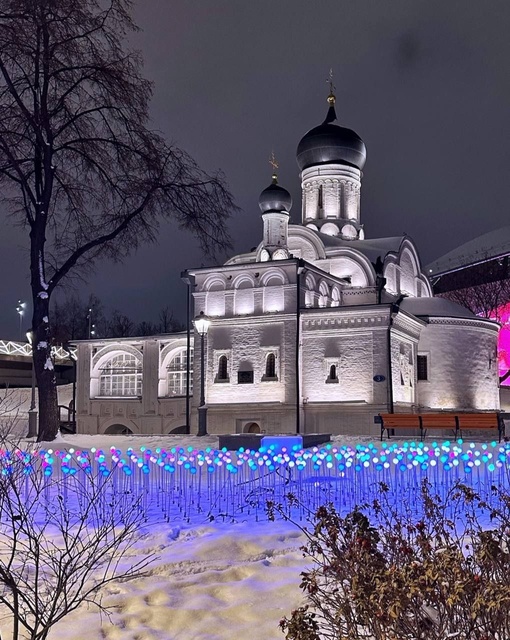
[99,352,142,397]
[217,355,229,381]
[167,348,194,396]
[326,362,339,384]
[264,352,277,380]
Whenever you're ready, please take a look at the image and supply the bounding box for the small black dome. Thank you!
[258,179,292,213]
[296,102,366,172]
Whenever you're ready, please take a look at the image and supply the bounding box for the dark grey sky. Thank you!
[2,0,510,338]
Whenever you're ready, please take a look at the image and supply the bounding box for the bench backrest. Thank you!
[456,413,500,428]
[421,414,458,428]
[379,414,421,428]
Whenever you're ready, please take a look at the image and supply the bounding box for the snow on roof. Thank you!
[317,233,405,262]
[425,225,510,276]
[400,297,476,319]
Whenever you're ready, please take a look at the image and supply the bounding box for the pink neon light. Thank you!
[492,302,510,385]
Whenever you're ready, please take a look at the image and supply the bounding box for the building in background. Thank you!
[427,226,510,410]
[74,333,191,435]
[73,91,500,437]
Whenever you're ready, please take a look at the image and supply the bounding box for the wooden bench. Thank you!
[421,413,459,439]
[379,414,421,441]
[379,412,505,442]
[456,413,504,441]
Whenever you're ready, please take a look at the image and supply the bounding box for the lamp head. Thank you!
[193,311,210,336]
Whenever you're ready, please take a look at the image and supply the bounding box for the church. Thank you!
[73,89,500,437]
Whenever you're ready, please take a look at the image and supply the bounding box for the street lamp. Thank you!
[26,330,37,438]
[16,300,26,341]
[63,346,78,433]
[193,311,210,437]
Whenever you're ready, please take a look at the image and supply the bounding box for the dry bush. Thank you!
[275,481,510,640]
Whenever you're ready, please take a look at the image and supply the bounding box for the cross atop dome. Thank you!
[327,68,336,105]
[269,150,279,184]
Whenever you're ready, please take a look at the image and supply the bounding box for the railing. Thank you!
[0,340,76,362]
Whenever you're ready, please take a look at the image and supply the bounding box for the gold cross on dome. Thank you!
[269,150,279,173]
[327,68,336,95]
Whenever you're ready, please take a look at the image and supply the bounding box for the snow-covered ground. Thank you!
[11,433,322,640]
[40,433,379,640]
[2,432,504,640]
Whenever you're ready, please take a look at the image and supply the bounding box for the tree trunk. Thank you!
[30,229,59,442]
[32,293,59,442]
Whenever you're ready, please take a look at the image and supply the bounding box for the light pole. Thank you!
[16,300,26,341]
[64,346,78,432]
[193,311,210,437]
[26,330,37,438]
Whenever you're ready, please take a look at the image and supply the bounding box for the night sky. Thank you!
[2,0,510,339]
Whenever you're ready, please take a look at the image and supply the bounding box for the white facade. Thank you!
[74,93,500,437]
[75,334,191,435]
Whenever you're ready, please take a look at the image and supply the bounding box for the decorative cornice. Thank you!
[428,317,499,332]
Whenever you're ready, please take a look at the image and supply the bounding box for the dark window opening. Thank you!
[326,363,339,383]
[417,355,428,381]
[263,352,277,380]
[216,355,229,382]
[318,184,323,208]
[238,370,254,384]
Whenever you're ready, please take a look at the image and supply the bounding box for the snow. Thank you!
[44,357,54,370]
[0,431,504,639]
[11,432,317,640]
[400,296,477,319]
[425,224,510,275]
[37,341,48,349]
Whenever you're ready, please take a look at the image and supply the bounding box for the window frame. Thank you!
[98,352,142,398]
[417,354,429,382]
[166,348,194,397]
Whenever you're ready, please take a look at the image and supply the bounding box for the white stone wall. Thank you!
[301,164,361,224]
[416,319,500,411]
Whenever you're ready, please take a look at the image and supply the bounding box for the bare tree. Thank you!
[106,309,133,338]
[159,306,184,333]
[51,293,104,344]
[0,0,236,440]
[0,441,155,640]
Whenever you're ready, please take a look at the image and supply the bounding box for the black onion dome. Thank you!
[296,102,366,171]
[258,179,292,213]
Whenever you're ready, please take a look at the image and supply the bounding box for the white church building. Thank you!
[74,91,500,437]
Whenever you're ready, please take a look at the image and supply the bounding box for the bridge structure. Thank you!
[0,340,75,387]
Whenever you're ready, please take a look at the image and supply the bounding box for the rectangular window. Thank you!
[238,371,254,384]
[417,355,428,381]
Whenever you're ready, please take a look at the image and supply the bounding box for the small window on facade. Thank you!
[417,355,428,381]
[265,353,276,379]
[318,184,323,208]
[238,370,254,384]
[326,363,339,383]
[216,355,229,382]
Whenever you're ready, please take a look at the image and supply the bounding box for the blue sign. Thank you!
[373,374,386,382]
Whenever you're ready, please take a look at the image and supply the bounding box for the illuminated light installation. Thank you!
[494,301,510,384]
[2,440,510,524]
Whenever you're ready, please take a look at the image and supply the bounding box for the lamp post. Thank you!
[16,300,26,341]
[26,330,37,438]
[193,311,210,437]
[64,346,78,432]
